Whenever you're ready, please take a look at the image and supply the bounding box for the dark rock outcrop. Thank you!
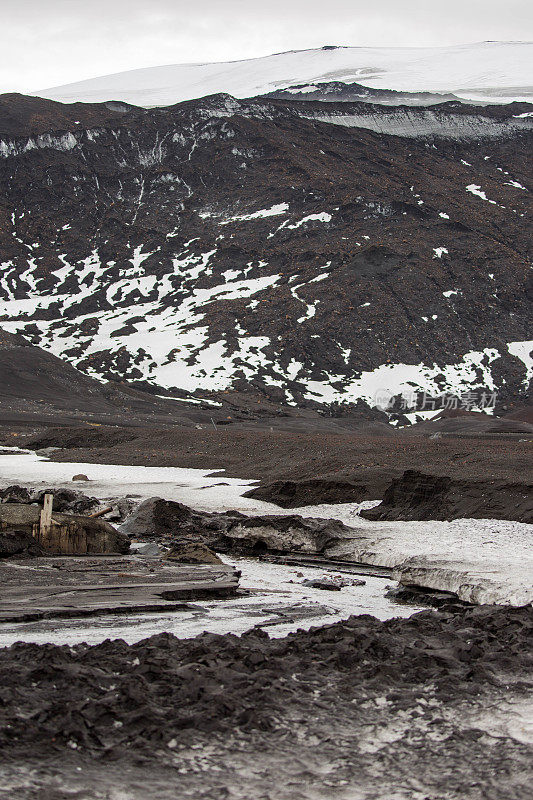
[0,529,43,557]
[301,577,342,590]
[0,485,33,504]
[361,469,533,523]
[0,484,99,515]
[119,497,241,542]
[243,474,395,507]
[33,488,99,514]
[120,496,357,555]
[224,514,357,555]
[165,542,223,565]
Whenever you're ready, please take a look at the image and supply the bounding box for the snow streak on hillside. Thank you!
[35,42,533,107]
[0,91,530,411]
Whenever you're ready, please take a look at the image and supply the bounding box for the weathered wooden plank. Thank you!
[0,556,241,623]
[39,493,53,542]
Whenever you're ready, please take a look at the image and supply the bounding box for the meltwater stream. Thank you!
[0,556,425,648]
[0,447,531,632]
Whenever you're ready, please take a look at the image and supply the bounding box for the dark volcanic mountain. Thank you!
[0,91,531,413]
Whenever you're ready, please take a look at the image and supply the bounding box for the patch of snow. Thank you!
[301,347,501,408]
[217,203,289,224]
[466,184,497,204]
[433,247,448,258]
[505,179,527,190]
[403,410,442,424]
[507,340,533,385]
[283,212,332,230]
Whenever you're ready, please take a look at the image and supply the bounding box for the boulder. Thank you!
[302,578,341,591]
[105,499,137,522]
[33,487,99,515]
[0,485,33,504]
[130,542,161,556]
[119,497,243,543]
[0,485,99,515]
[72,474,89,482]
[165,543,223,565]
[0,529,43,558]
[302,576,366,590]
[224,515,357,555]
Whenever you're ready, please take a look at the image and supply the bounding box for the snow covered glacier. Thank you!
[35,42,533,107]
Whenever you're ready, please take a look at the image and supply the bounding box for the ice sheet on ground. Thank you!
[0,450,531,606]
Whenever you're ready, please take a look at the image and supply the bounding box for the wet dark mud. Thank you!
[0,604,531,799]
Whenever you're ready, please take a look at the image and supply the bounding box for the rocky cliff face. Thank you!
[0,92,531,412]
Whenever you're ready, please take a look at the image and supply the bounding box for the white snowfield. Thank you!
[0,450,531,609]
[35,42,533,107]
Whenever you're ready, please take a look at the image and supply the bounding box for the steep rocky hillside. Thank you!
[0,91,531,413]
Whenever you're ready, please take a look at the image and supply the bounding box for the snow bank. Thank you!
[35,42,533,107]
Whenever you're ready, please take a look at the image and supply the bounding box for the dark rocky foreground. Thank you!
[0,605,531,799]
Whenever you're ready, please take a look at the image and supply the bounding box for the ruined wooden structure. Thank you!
[0,495,129,555]
[0,495,241,621]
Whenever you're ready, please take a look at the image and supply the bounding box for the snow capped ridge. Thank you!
[34,42,533,107]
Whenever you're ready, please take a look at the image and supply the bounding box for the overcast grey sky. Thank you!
[1,0,532,94]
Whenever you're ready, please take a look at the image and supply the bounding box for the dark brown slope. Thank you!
[0,329,390,431]
[18,419,532,489]
[0,93,132,137]
[0,92,531,410]
[0,329,228,426]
